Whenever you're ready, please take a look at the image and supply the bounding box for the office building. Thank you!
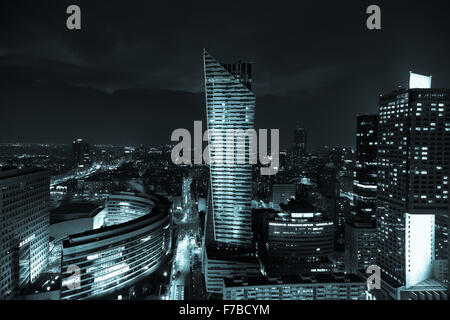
[333,196,351,251]
[344,220,377,274]
[203,245,261,297]
[223,273,366,300]
[253,201,334,276]
[60,193,172,300]
[376,73,450,297]
[203,50,255,247]
[0,167,50,299]
[73,139,90,168]
[102,192,157,226]
[353,114,378,221]
[291,126,307,169]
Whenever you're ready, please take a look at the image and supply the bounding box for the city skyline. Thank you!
[1,0,449,305]
[1,67,449,301]
[2,1,450,148]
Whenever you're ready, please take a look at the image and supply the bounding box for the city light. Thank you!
[1,7,449,305]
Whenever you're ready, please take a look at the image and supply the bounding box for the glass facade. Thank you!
[203,50,255,247]
[60,194,171,300]
[104,192,155,226]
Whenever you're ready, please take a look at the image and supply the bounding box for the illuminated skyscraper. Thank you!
[203,50,255,247]
[73,138,90,168]
[0,167,50,299]
[253,202,334,276]
[344,220,377,274]
[353,115,378,221]
[291,126,307,168]
[376,73,450,297]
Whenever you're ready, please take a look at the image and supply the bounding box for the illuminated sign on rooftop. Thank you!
[409,72,432,89]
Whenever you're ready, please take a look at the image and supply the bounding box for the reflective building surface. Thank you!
[203,50,255,247]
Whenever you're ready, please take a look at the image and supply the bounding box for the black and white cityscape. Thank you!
[0,1,449,303]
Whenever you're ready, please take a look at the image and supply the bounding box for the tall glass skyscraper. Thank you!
[203,50,255,247]
[353,114,378,221]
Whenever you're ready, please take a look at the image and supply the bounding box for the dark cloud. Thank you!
[1,0,450,148]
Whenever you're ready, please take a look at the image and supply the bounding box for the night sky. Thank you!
[1,0,450,149]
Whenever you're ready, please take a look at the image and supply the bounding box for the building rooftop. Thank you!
[346,220,377,229]
[62,193,170,248]
[205,244,259,264]
[50,203,103,224]
[0,166,47,180]
[224,273,365,288]
[276,199,328,222]
[280,199,316,213]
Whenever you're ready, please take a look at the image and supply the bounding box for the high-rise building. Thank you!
[253,202,334,276]
[344,220,377,274]
[318,162,338,198]
[353,114,378,221]
[333,196,351,251]
[291,126,307,169]
[203,50,255,247]
[202,51,261,298]
[294,127,307,154]
[73,139,90,168]
[376,73,450,297]
[0,167,50,299]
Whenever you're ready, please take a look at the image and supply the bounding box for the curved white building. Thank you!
[60,192,172,300]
